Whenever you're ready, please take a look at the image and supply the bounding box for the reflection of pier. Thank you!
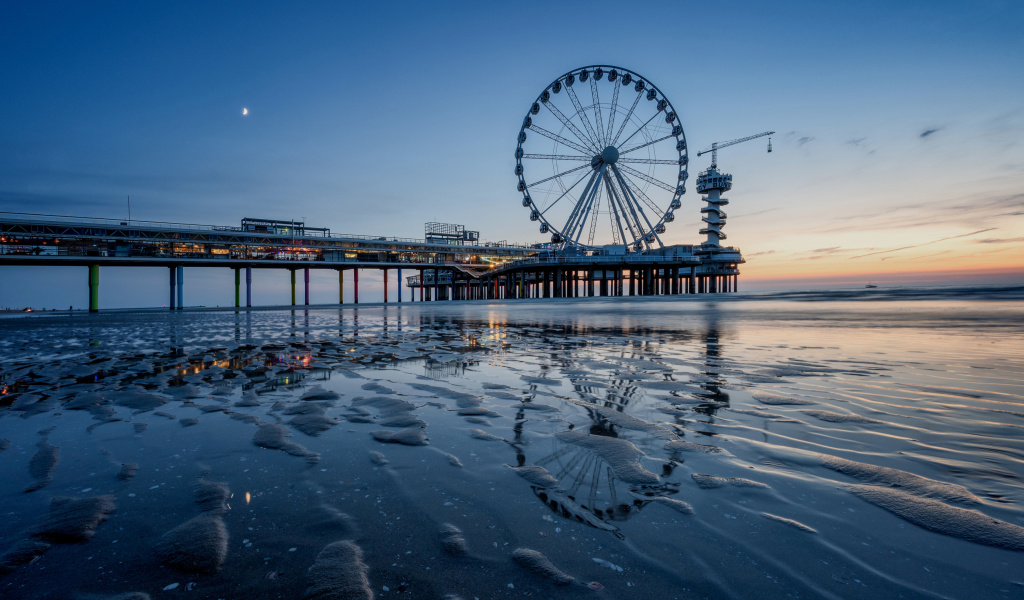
[2,213,743,312]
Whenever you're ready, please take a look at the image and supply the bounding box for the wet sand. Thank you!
[1,290,1023,599]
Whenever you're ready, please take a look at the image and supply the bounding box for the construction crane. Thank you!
[697,131,774,169]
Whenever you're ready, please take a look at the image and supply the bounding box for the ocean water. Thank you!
[1,287,1023,599]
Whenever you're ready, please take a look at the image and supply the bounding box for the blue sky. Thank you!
[1,0,1022,307]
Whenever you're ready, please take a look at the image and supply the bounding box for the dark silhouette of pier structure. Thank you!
[0,213,742,312]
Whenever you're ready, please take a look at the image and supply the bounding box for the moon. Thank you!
[242,107,248,116]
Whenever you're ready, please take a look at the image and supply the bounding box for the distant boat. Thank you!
[865,284,877,289]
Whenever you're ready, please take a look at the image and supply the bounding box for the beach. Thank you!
[1,287,1023,599]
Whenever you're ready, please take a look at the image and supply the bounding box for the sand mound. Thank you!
[195,480,230,514]
[254,423,320,463]
[647,496,694,515]
[509,466,558,488]
[25,441,59,492]
[439,523,468,556]
[305,540,373,600]
[511,548,574,585]
[301,386,341,401]
[665,440,721,454]
[0,438,9,451]
[0,539,51,575]
[109,390,167,412]
[116,463,138,481]
[762,513,817,533]
[369,451,388,466]
[407,383,480,407]
[370,428,427,446]
[821,454,980,505]
[304,505,357,536]
[155,514,229,573]
[802,410,880,424]
[751,391,814,406]
[568,399,675,439]
[179,417,199,427]
[848,485,1024,550]
[287,411,339,437]
[469,429,504,442]
[692,474,769,489]
[360,382,394,394]
[32,496,116,543]
[555,431,659,485]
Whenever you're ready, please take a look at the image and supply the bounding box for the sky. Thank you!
[1,0,1022,308]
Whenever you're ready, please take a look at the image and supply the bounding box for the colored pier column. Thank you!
[246,267,252,307]
[338,269,344,304]
[176,265,184,309]
[304,268,310,305]
[383,268,388,303]
[234,268,240,307]
[169,267,176,310]
[290,270,296,306]
[354,269,359,304]
[88,264,99,312]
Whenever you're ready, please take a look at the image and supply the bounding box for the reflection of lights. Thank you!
[245,492,251,504]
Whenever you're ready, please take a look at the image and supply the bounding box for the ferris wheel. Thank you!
[516,65,688,252]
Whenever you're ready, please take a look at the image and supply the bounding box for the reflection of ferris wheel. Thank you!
[516,65,688,252]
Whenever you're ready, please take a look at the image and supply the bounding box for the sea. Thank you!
[1,286,1023,599]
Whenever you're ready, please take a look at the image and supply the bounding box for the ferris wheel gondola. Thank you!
[515,65,688,251]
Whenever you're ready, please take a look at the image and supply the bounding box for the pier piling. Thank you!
[88,264,99,312]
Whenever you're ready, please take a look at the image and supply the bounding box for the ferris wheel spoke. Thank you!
[616,166,669,215]
[544,101,600,153]
[528,124,592,156]
[559,167,601,241]
[620,134,674,156]
[522,154,590,161]
[527,163,590,189]
[540,168,595,216]
[612,165,664,248]
[605,80,621,144]
[587,192,601,247]
[612,90,644,146]
[565,84,602,149]
[589,77,604,147]
[567,165,606,246]
[617,157,679,165]
[615,111,660,149]
[617,164,677,194]
[606,173,645,245]
[602,175,631,245]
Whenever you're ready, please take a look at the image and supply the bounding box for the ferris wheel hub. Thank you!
[601,146,619,165]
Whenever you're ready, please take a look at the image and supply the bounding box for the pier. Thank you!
[0,213,742,312]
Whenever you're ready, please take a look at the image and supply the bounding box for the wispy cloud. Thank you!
[846,138,866,146]
[748,250,778,257]
[797,136,814,146]
[919,127,943,138]
[849,228,997,259]
[976,236,1024,244]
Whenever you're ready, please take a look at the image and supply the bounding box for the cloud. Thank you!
[813,246,842,253]
[846,138,866,146]
[976,237,1024,244]
[849,228,997,260]
[919,127,942,138]
[748,250,778,256]
[797,136,814,146]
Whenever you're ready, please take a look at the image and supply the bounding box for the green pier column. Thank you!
[234,268,241,307]
[338,269,344,304]
[290,269,296,305]
[88,264,99,312]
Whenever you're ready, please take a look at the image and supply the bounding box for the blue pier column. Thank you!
[176,265,184,310]
[246,267,253,306]
[88,265,100,312]
[433,269,439,302]
[234,268,240,307]
[397,268,402,302]
[304,268,310,305]
[169,267,176,310]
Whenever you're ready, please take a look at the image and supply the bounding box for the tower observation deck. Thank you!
[696,167,732,247]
